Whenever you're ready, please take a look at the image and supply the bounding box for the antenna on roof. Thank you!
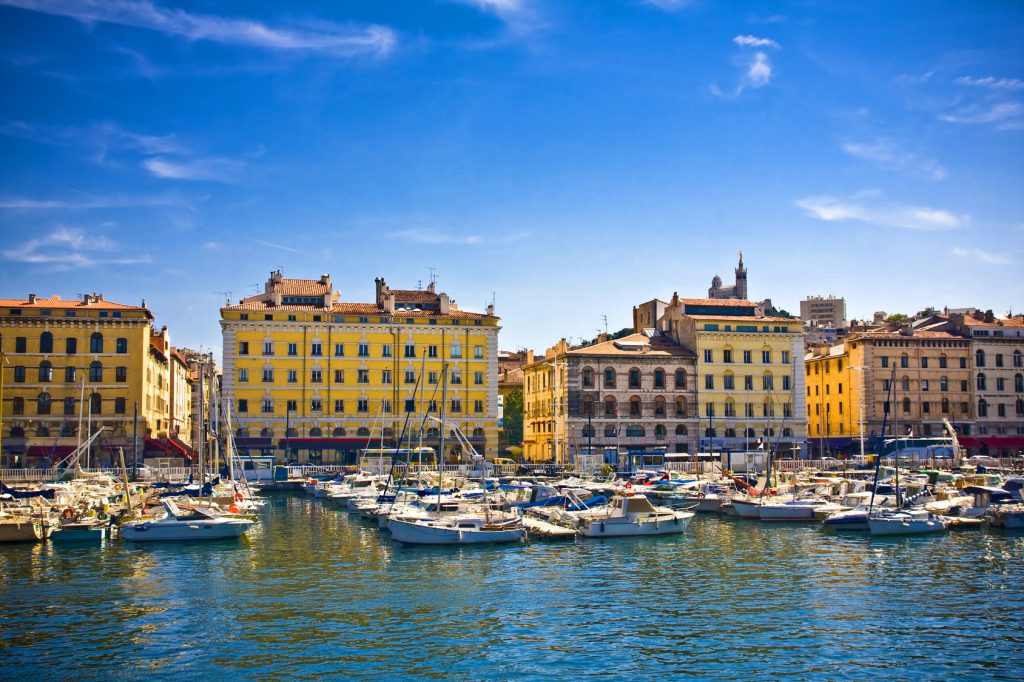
[428,266,436,286]
[417,280,422,290]
[248,283,260,294]
[214,291,232,306]
[602,314,608,335]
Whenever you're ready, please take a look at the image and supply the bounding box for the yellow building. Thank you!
[0,293,175,468]
[221,272,500,464]
[805,328,974,456]
[659,296,807,454]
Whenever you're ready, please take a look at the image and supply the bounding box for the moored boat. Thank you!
[576,494,693,537]
[120,500,254,542]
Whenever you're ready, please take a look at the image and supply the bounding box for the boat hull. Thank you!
[51,525,108,543]
[120,519,253,542]
[730,499,763,519]
[0,520,44,543]
[578,512,693,537]
[758,505,819,521]
[868,515,948,536]
[387,518,524,545]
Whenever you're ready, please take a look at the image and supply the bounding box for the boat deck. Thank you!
[522,516,577,539]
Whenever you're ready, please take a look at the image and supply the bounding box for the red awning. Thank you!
[144,438,171,452]
[167,438,193,460]
[26,445,76,457]
[981,436,1024,449]
[958,436,982,448]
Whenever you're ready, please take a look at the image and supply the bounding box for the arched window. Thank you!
[902,397,911,414]
[655,424,667,439]
[746,428,756,438]
[675,369,687,389]
[604,425,616,438]
[604,396,617,417]
[1015,373,1023,393]
[977,373,986,391]
[626,424,645,437]
[10,427,25,438]
[357,427,371,437]
[975,349,985,367]
[236,427,250,438]
[333,427,346,437]
[40,332,53,353]
[286,427,298,438]
[654,396,666,417]
[260,427,274,437]
[783,427,793,437]
[603,368,616,389]
[90,332,103,353]
[940,376,948,391]
[705,427,716,437]
[89,392,102,415]
[61,423,76,437]
[36,425,50,438]
[629,396,642,417]
[427,427,439,438]
[1015,350,1023,368]
[38,360,53,383]
[628,368,641,389]
[675,396,688,417]
[901,376,910,392]
[1016,399,1024,416]
[582,424,595,438]
[581,367,594,388]
[978,399,988,417]
[383,427,395,438]
[582,396,595,417]
[309,427,323,438]
[472,428,485,438]
[675,425,688,436]
[724,428,736,438]
[763,428,775,437]
[37,392,52,415]
[653,368,665,389]
[89,361,103,382]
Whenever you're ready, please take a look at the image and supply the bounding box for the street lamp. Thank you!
[850,365,867,461]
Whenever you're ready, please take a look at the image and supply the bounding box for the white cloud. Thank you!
[0,0,396,58]
[640,0,693,10]
[795,193,968,231]
[895,71,934,85]
[841,140,946,181]
[390,229,483,245]
[0,193,190,209]
[954,75,1024,91]
[733,35,779,49]
[250,238,305,255]
[712,51,774,98]
[142,156,245,183]
[951,247,1009,265]
[2,226,151,268]
[941,102,1024,130]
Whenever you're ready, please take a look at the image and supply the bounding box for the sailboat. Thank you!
[387,364,526,545]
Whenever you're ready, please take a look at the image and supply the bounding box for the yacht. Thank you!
[120,500,255,542]
[387,513,525,545]
[867,509,948,536]
[576,494,693,537]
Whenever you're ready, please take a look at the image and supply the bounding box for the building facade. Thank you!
[0,293,171,468]
[522,333,699,464]
[800,295,847,329]
[221,272,500,464]
[707,252,748,300]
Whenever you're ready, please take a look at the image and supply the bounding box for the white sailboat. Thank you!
[575,494,693,537]
[120,499,254,541]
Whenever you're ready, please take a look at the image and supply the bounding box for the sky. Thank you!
[1,0,1022,361]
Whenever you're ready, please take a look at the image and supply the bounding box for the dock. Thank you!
[522,516,577,539]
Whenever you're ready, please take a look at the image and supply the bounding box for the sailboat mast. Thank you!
[437,362,448,519]
[197,354,205,496]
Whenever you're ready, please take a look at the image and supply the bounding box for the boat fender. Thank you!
[61,508,75,520]
[696,492,705,499]
[600,521,605,533]
[97,511,108,521]
[235,493,244,502]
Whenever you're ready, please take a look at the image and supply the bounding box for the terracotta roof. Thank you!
[960,315,1024,328]
[849,330,963,341]
[564,332,695,358]
[679,298,759,307]
[391,289,439,304]
[276,278,331,296]
[0,295,152,317]
[685,314,799,323]
[222,300,491,319]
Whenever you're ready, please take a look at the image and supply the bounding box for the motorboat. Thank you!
[50,514,110,543]
[757,497,834,521]
[576,494,693,537]
[867,509,948,536]
[0,511,45,543]
[821,493,895,531]
[987,504,1024,529]
[387,513,525,545]
[120,500,254,542]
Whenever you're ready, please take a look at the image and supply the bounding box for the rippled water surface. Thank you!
[2,494,1023,681]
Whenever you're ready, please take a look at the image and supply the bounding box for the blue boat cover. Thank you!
[0,483,56,500]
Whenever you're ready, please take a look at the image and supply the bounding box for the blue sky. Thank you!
[1,0,1022,359]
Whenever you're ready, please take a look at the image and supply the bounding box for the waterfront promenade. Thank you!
[2,492,1022,681]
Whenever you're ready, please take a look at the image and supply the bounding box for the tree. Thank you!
[501,387,524,449]
[765,306,795,319]
[884,313,909,323]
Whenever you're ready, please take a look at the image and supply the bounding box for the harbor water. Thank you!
[2,493,1022,681]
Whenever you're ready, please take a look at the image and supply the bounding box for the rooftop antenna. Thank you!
[214,291,232,306]
[427,266,436,287]
[602,314,609,335]
[248,282,260,294]
[417,280,423,291]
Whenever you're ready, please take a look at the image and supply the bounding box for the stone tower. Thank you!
[735,251,747,299]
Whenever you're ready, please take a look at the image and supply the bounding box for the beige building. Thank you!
[800,295,847,329]
[523,333,698,466]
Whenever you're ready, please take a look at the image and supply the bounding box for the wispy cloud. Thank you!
[640,0,693,10]
[389,229,529,245]
[250,238,305,255]
[2,226,151,268]
[941,102,1024,130]
[451,0,544,33]
[954,75,1024,91]
[733,35,779,49]
[951,247,1009,265]
[0,193,190,210]
[143,156,246,183]
[1,120,183,160]
[0,0,396,58]
[795,192,968,231]
[841,139,946,181]
[895,71,934,85]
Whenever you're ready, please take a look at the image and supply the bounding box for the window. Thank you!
[474,371,484,385]
[782,350,790,364]
[238,368,249,383]
[66,337,77,354]
[784,403,792,418]
[743,350,752,364]
[901,376,910,392]
[976,349,985,368]
[358,343,369,357]
[334,399,344,413]
[405,399,416,413]
[450,370,460,385]
[604,396,617,417]
[604,368,616,389]
[286,400,297,413]
[12,397,24,415]
[921,357,929,369]
[939,355,948,369]
[450,399,462,413]
[428,371,438,385]
[358,399,369,413]
[358,369,369,384]
[675,396,688,417]
[311,398,323,412]
[474,345,483,359]
[881,356,889,368]
[15,337,26,353]
[1015,350,1022,368]
[89,361,102,382]
[582,367,594,388]
[960,357,967,369]
[674,369,687,389]
[404,370,416,384]
[311,369,323,384]
[116,337,128,354]
[382,370,392,384]
[450,345,462,359]
[997,403,1006,417]
[921,379,929,391]
[705,375,714,389]
[90,333,103,353]
[996,354,1005,368]
[404,344,416,358]
[996,378,1005,391]
[900,354,909,369]
[723,350,733,364]
[744,375,753,390]
[902,397,911,414]
[288,370,297,383]
[628,368,640,389]
[262,341,274,356]
[116,366,127,382]
[653,368,666,388]
[115,398,126,415]
[63,397,75,416]
[941,398,949,413]
[38,361,53,382]
[762,350,771,364]
[675,425,687,436]
[961,380,969,392]
[261,398,273,414]
[238,399,248,413]
[282,343,295,356]
[704,349,713,363]
[724,401,736,417]
[428,345,438,358]
[978,399,988,417]
[381,344,391,358]
[239,341,249,355]
[940,376,948,391]
[65,366,76,382]
[474,400,484,414]
[428,400,438,413]
[705,403,715,417]
[334,343,344,357]
[40,332,53,353]
[782,376,791,390]
[724,374,735,390]
[89,393,101,415]
[977,373,986,391]
[762,375,774,390]
[1016,374,1023,393]
[263,368,274,383]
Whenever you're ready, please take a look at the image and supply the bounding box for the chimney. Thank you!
[486,303,494,317]
[383,292,395,314]
[320,273,331,288]
[83,294,92,305]
[27,293,36,304]
[439,293,450,315]
[141,298,147,309]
